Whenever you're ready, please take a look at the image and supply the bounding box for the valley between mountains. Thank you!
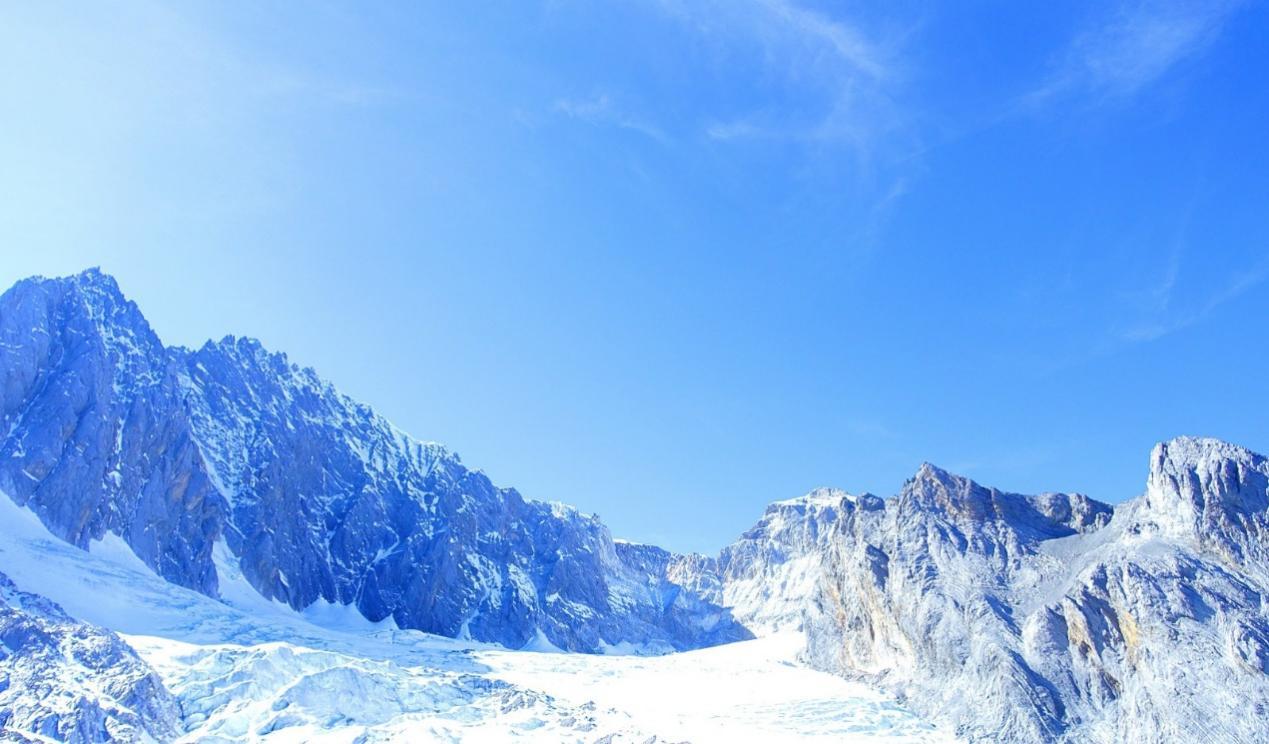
[0,270,1266,742]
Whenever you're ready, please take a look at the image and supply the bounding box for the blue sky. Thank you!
[2,1,1267,552]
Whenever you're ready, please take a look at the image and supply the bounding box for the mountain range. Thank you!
[0,269,1265,743]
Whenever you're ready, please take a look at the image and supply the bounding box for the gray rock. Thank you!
[672,440,1267,741]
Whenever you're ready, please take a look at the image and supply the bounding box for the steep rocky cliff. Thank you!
[0,269,746,653]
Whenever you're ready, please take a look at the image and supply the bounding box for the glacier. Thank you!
[0,481,948,742]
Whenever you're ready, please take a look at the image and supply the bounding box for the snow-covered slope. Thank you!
[0,485,951,743]
[0,269,746,653]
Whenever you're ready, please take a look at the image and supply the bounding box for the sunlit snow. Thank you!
[0,491,952,742]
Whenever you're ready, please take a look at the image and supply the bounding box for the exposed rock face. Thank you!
[0,272,223,595]
[672,488,884,634]
[790,442,1268,743]
[0,571,181,743]
[0,270,747,653]
[675,443,1267,741]
[1133,437,1269,583]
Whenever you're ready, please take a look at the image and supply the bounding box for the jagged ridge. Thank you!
[0,269,748,653]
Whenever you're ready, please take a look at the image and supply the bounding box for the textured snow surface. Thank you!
[0,489,952,743]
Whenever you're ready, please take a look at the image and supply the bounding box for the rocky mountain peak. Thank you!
[897,461,1111,543]
[60,267,150,331]
[900,462,991,516]
[1138,435,1269,572]
[1146,435,1268,515]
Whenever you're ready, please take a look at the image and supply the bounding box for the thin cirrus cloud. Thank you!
[681,0,902,147]
[649,0,920,240]
[741,0,890,81]
[552,0,904,152]
[1119,253,1269,342]
[554,94,669,143]
[1033,0,1247,103]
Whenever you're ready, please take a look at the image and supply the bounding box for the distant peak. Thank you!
[40,269,134,322]
[911,461,966,488]
[20,269,157,347]
[1146,435,1268,508]
[4,267,124,300]
[1136,436,1269,563]
[773,487,853,508]
[216,335,267,353]
[1151,436,1264,472]
[66,266,123,294]
[900,461,1007,521]
[202,335,292,369]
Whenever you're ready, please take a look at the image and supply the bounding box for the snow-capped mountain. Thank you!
[1,269,1266,743]
[661,442,1268,742]
[788,443,1267,742]
[0,269,747,653]
[669,488,882,634]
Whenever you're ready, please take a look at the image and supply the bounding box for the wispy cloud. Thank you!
[674,0,903,147]
[746,0,890,81]
[554,94,668,143]
[645,0,920,248]
[1032,0,1246,103]
[1110,203,1269,344]
[1119,252,1269,342]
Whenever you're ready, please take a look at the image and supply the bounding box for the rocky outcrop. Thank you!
[0,571,181,742]
[1131,437,1269,583]
[670,441,1265,741]
[0,271,224,596]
